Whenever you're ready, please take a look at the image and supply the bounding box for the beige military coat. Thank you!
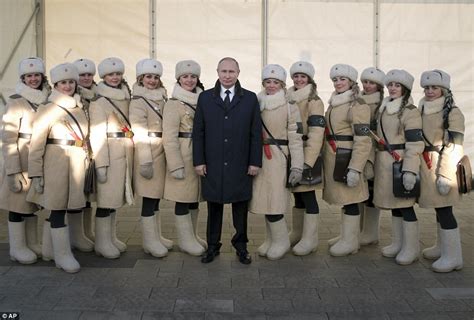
[162,84,203,203]
[130,84,167,199]
[27,89,89,210]
[418,96,464,208]
[89,81,133,208]
[322,90,371,206]
[0,82,49,213]
[373,97,425,209]
[249,89,304,215]
[287,84,325,193]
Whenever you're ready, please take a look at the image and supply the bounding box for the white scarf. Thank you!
[328,90,353,107]
[171,83,202,106]
[360,91,381,106]
[48,89,83,110]
[257,89,287,111]
[79,84,97,100]
[15,82,49,105]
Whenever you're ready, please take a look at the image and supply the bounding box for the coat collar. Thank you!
[15,82,50,105]
[48,89,82,109]
[380,96,414,115]
[97,81,130,101]
[257,89,287,111]
[171,83,202,106]
[78,84,97,100]
[328,90,353,107]
[419,96,444,115]
[212,79,243,111]
[287,84,312,104]
[132,83,167,102]
[360,91,381,105]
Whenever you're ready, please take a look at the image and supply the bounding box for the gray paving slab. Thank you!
[142,312,205,320]
[18,310,82,320]
[113,296,175,312]
[151,287,206,300]
[54,296,117,311]
[78,311,143,320]
[206,313,267,320]
[386,312,453,320]
[427,288,474,300]
[233,298,294,313]
[265,312,328,320]
[325,312,391,320]
[174,299,234,312]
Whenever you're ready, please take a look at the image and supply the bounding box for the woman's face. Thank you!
[178,73,198,92]
[104,72,123,88]
[142,73,161,90]
[263,79,282,95]
[387,82,403,99]
[55,79,76,96]
[79,73,94,89]
[362,80,379,95]
[292,73,309,90]
[424,85,443,101]
[332,76,351,93]
[23,73,43,89]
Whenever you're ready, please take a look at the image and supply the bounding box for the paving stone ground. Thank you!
[0,190,473,319]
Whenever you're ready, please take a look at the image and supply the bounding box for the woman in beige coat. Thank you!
[358,67,385,246]
[89,57,133,259]
[287,61,325,256]
[130,58,173,257]
[162,60,206,256]
[323,64,371,257]
[27,63,89,273]
[373,69,424,265]
[0,57,50,264]
[250,64,304,260]
[418,70,464,272]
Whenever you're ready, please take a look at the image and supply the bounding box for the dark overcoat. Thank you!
[192,80,262,203]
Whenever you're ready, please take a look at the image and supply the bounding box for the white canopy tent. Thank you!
[1,0,473,159]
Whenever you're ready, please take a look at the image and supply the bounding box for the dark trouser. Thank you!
[392,207,417,222]
[365,180,375,208]
[8,212,35,222]
[206,200,249,252]
[344,203,360,216]
[175,202,199,215]
[142,197,160,217]
[50,210,67,228]
[293,191,319,214]
[435,206,457,229]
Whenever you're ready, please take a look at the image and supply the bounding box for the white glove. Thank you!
[32,176,44,194]
[364,162,374,180]
[140,163,153,179]
[436,175,451,195]
[171,168,185,180]
[402,172,416,191]
[7,173,27,193]
[346,169,360,188]
[288,168,303,186]
[96,167,107,183]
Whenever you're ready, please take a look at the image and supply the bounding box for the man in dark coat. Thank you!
[193,57,262,264]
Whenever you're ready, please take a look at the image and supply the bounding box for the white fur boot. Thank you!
[293,213,319,256]
[94,216,120,259]
[83,207,95,241]
[51,226,80,273]
[190,209,207,249]
[257,219,272,257]
[422,223,441,260]
[382,216,403,258]
[328,209,343,247]
[110,211,127,252]
[24,215,42,257]
[395,220,419,265]
[42,220,54,261]
[329,214,360,257]
[289,207,304,246]
[267,218,291,260]
[155,213,173,249]
[68,212,94,252]
[360,206,380,245]
[8,221,37,264]
[432,228,463,273]
[141,216,168,258]
[175,214,205,256]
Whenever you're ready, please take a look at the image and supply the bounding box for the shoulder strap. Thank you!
[180,100,196,112]
[327,106,338,144]
[55,105,86,140]
[25,100,38,112]
[379,108,395,155]
[104,96,131,127]
[261,120,288,161]
[136,96,162,119]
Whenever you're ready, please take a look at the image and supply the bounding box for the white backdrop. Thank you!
[0,0,473,158]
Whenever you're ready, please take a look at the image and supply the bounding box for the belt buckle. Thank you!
[126,131,134,138]
[75,140,83,148]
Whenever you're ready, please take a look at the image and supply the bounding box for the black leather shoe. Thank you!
[236,250,252,265]
[201,249,220,264]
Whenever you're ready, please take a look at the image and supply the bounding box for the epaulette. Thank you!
[9,94,22,99]
[311,95,321,102]
[405,104,417,110]
[168,97,177,101]
[90,95,102,102]
[355,97,367,105]
[131,95,142,100]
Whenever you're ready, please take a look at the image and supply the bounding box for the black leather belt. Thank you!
[325,135,353,141]
[47,138,83,147]
[107,132,134,138]
[263,138,289,146]
[18,133,32,139]
[178,132,192,138]
[148,132,162,138]
[302,135,308,141]
[377,143,405,151]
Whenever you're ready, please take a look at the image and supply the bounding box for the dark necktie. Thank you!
[224,89,231,111]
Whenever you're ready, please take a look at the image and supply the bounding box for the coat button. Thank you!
[224,139,228,143]
[224,116,228,119]
[224,162,228,166]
